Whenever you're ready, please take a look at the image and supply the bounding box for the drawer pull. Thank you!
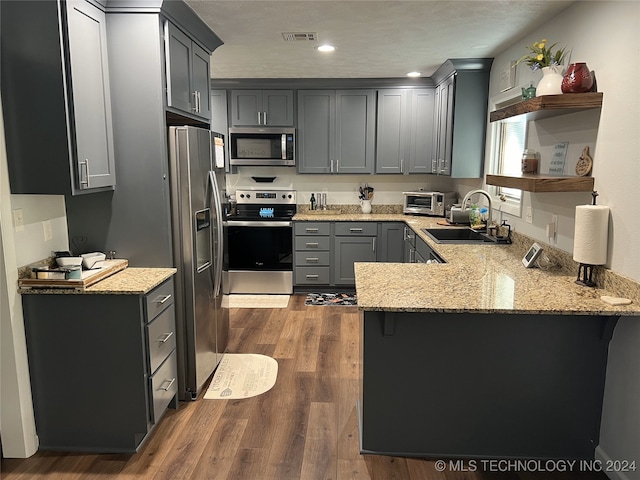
[305,274,319,279]
[157,332,174,344]
[159,377,176,391]
[306,242,319,248]
[306,257,319,263]
[350,228,363,233]
[305,228,319,233]
[155,294,172,305]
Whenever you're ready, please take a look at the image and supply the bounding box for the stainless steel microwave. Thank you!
[403,191,457,217]
[228,127,295,166]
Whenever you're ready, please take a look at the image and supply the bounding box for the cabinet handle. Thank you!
[159,378,176,391]
[258,112,262,124]
[372,238,376,252]
[306,257,319,263]
[400,158,404,173]
[349,228,363,233]
[336,159,339,172]
[431,158,437,173]
[306,228,319,233]
[197,91,202,112]
[155,294,172,304]
[264,111,267,124]
[330,160,334,173]
[305,274,319,279]
[306,242,319,248]
[192,92,198,112]
[157,332,174,343]
[79,159,90,188]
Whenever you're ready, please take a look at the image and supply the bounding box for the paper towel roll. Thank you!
[573,205,609,265]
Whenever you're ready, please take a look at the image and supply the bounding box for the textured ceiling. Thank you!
[185,0,575,79]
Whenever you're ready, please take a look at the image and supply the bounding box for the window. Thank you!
[489,117,527,216]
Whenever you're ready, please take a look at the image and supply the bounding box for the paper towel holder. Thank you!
[575,191,600,287]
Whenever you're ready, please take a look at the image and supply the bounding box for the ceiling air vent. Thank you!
[282,32,317,42]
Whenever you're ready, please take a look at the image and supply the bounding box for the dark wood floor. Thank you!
[2,294,609,480]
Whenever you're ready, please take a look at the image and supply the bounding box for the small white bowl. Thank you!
[55,256,83,267]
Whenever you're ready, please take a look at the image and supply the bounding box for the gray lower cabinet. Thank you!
[22,278,178,453]
[294,222,331,286]
[375,89,435,174]
[377,222,405,262]
[333,222,377,285]
[1,0,115,195]
[165,22,213,120]
[230,90,294,126]
[297,90,375,174]
[403,225,416,263]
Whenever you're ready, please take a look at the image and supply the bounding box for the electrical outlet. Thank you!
[525,206,533,224]
[551,214,558,242]
[13,208,24,231]
[43,220,53,242]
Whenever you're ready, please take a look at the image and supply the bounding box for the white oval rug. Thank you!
[204,353,278,400]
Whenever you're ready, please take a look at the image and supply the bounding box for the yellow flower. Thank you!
[537,53,544,61]
[541,38,548,43]
[533,42,539,48]
[538,42,546,49]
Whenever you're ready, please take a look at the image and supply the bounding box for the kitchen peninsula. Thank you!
[350,215,639,461]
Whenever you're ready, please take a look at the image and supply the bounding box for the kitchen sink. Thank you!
[422,227,497,244]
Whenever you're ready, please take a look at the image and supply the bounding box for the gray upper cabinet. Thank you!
[297,89,375,174]
[375,89,435,174]
[430,59,492,178]
[166,22,211,120]
[1,0,116,195]
[230,90,294,126]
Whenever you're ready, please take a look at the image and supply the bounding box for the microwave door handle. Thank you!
[281,134,286,160]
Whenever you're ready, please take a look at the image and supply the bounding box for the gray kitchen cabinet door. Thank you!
[335,90,375,174]
[433,75,454,175]
[210,90,228,137]
[408,89,435,173]
[165,23,211,120]
[333,236,376,285]
[263,90,294,126]
[191,43,211,120]
[377,223,404,262]
[66,0,116,190]
[375,89,409,174]
[166,23,192,114]
[1,0,115,194]
[230,90,294,126]
[297,90,335,173]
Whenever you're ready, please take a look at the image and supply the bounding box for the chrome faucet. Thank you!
[461,189,493,231]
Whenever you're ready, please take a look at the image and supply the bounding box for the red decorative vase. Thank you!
[561,63,594,93]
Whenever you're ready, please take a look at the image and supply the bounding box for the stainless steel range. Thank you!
[224,189,297,294]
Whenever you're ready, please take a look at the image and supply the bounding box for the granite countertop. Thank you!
[294,212,639,315]
[19,268,177,295]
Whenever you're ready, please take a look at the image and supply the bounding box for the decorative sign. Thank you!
[499,60,516,92]
[549,142,569,175]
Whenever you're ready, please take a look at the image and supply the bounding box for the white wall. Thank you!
[227,167,460,206]
[474,0,639,283]
[472,2,640,478]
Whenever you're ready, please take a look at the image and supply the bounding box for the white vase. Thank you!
[360,199,372,214]
[536,65,564,96]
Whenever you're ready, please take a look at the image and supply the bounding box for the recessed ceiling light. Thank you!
[316,44,336,53]
[406,71,421,77]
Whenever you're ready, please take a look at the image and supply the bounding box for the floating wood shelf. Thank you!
[486,174,595,193]
[489,92,603,123]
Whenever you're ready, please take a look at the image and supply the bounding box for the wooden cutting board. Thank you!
[19,259,128,290]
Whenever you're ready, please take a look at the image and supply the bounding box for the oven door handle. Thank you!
[223,220,292,227]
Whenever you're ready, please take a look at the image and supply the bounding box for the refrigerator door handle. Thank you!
[208,171,224,297]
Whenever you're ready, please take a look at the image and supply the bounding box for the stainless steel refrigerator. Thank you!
[168,125,229,401]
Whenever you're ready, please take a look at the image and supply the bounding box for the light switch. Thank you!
[13,208,24,231]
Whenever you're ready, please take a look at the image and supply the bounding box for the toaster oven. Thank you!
[403,191,457,217]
